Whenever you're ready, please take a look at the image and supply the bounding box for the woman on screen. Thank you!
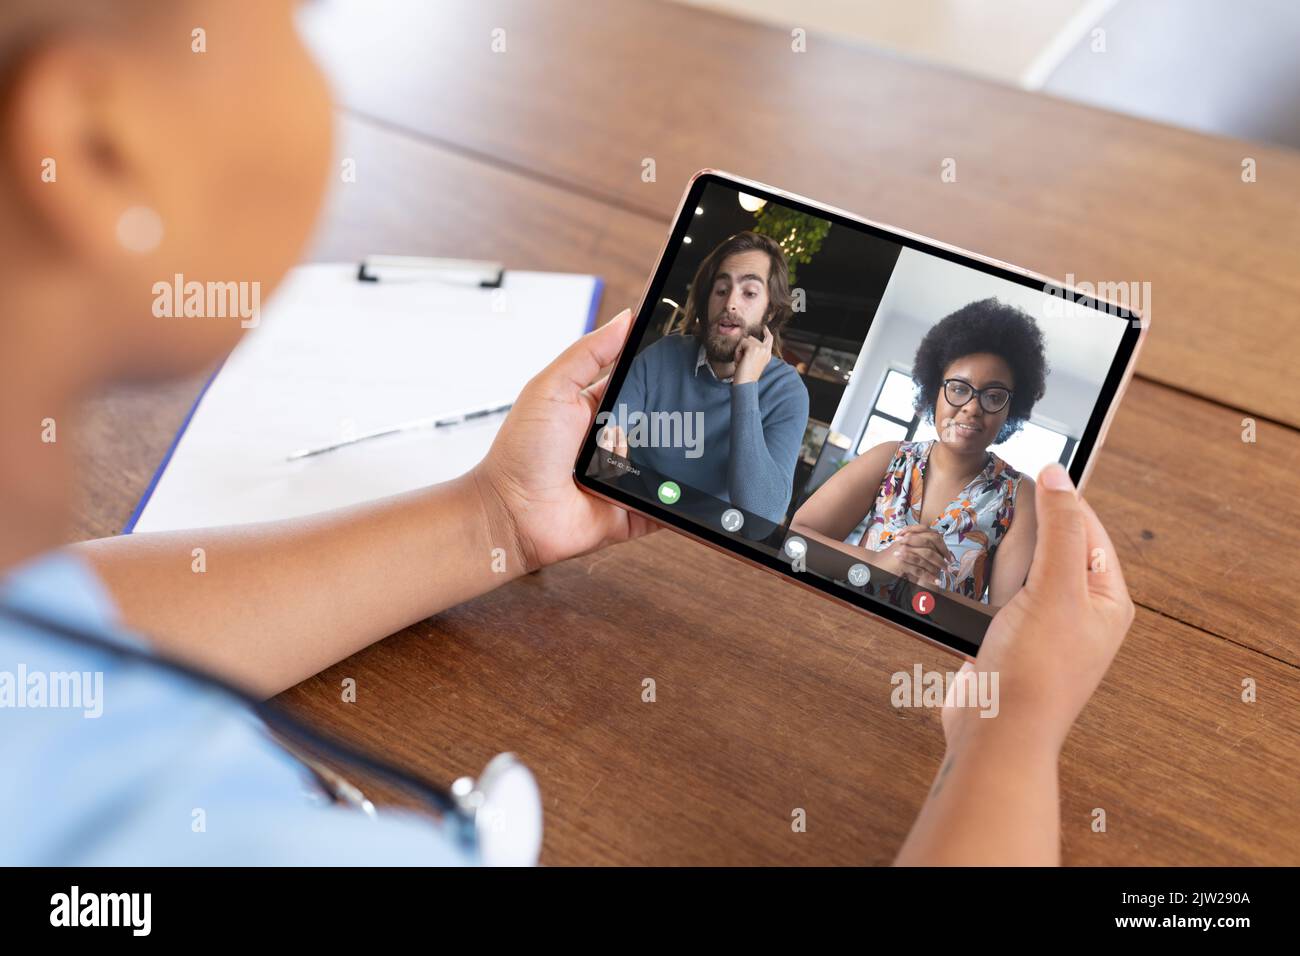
[792,298,1048,606]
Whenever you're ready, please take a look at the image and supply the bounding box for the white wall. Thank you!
[668,0,1112,87]
[830,246,1127,444]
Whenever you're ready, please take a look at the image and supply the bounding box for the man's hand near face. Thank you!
[732,324,775,386]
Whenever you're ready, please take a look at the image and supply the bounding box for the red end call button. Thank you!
[911,590,935,616]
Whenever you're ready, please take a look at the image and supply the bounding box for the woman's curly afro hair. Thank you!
[911,297,1049,445]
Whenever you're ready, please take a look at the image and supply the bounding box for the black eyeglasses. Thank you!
[943,378,1013,414]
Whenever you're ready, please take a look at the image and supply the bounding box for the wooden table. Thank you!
[72,0,1300,865]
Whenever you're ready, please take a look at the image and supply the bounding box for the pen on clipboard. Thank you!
[286,401,514,462]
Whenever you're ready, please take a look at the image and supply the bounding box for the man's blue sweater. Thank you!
[611,334,810,523]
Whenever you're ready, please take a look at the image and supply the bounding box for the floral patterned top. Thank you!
[859,440,1022,602]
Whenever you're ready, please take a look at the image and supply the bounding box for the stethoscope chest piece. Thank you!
[452,753,543,866]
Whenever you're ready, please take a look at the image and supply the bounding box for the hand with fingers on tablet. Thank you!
[946,463,1135,755]
[896,462,1136,866]
[475,309,659,573]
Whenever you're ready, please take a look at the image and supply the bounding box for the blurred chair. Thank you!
[1035,0,1300,148]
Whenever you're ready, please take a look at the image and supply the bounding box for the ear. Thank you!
[2,37,159,268]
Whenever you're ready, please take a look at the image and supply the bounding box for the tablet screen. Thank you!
[576,173,1143,655]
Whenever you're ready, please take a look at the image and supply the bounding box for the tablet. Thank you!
[574,170,1146,658]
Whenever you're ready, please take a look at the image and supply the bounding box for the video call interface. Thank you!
[582,178,1137,650]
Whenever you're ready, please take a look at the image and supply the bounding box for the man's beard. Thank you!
[700,315,759,363]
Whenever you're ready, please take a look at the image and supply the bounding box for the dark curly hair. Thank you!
[911,298,1048,444]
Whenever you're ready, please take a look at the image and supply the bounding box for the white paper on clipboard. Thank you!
[127,263,602,532]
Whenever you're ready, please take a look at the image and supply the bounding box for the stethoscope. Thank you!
[0,602,543,866]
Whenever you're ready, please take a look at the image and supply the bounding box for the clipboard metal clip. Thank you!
[356,254,505,289]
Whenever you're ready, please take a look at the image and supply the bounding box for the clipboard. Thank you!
[125,259,604,533]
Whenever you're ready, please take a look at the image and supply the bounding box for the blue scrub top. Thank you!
[0,550,473,865]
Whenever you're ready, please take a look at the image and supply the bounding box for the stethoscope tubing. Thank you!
[0,601,474,843]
